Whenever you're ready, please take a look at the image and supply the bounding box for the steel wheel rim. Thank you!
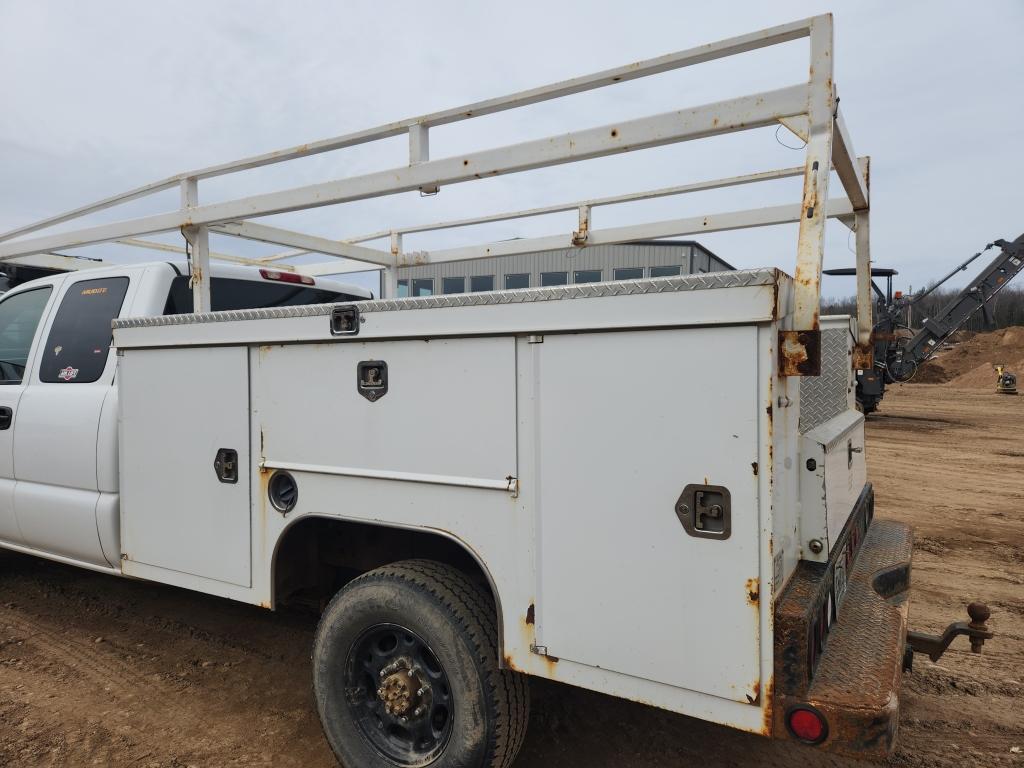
[345,622,453,766]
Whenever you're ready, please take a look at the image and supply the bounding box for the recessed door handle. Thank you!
[214,448,239,484]
[0,407,12,430]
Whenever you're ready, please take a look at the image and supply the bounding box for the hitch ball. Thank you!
[967,602,991,653]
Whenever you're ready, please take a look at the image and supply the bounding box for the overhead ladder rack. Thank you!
[0,14,871,376]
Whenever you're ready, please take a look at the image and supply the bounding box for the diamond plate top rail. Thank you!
[113,268,781,329]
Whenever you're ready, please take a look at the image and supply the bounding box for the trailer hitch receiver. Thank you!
[903,602,993,671]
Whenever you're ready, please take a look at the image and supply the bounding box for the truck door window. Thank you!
[39,277,129,384]
[0,287,53,384]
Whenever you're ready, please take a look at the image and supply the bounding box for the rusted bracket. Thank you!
[571,205,591,246]
[904,602,993,669]
[779,329,821,377]
[852,341,874,372]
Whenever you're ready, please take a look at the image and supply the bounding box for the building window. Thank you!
[574,270,602,284]
[470,275,495,292]
[650,265,682,278]
[505,273,529,290]
[541,272,568,287]
[613,267,644,280]
[411,278,434,297]
[397,279,409,297]
[443,277,465,294]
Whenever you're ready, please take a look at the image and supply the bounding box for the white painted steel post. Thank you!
[792,15,834,334]
[410,124,438,195]
[853,209,873,368]
[181,178,211,313]
[381,232,402,298]
[854,156,872,355]
[573,205,591,246]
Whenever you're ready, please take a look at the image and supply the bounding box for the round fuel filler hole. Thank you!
[269,471,298,513]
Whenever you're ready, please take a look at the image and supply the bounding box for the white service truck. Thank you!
[0,15,993,767]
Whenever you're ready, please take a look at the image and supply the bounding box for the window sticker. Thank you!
[57,366,79,381]
[80,287,108,296]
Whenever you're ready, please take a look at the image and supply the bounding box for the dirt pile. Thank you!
[911,326,1024,388]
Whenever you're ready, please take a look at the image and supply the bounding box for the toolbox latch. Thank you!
[213,448,239,484]
[675,484,731,540]
[357,360,388,402]
[331,305,361,336]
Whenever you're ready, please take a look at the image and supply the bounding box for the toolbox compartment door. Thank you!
[120,346,252,587]
[252,337,517,489]
[533,327,761,703]
[799,410,867,561]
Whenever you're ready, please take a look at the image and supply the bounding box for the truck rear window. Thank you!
[164,276,362,314]
[40,277,129,384]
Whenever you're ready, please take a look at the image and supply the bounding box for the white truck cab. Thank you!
[0,261,370,571]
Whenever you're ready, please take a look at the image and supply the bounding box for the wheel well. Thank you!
[272,516,501,621]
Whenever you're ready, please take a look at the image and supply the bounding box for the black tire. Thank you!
[312,559,529,768]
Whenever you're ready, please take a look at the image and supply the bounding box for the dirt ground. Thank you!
[1,356,1022,766]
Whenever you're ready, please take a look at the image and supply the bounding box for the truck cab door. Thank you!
[13,275,133,567]
[0,284,57,546]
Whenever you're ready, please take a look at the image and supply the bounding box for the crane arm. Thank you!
[889,234,1024,380]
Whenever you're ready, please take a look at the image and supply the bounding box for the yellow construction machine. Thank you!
[995,365,1018,394]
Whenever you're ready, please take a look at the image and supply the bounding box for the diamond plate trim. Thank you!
[113,268,781,329]
[807,519,912,703]
[799,327,851,433]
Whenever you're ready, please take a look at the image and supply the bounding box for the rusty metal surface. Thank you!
[113,268,782,329]
[779,329,821,377]
[851,341,874,371]
[905,603,993,662]
[773,484,914,758]
[774,484,875,697]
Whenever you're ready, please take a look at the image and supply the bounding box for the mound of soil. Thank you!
[911,326,1024,388]
[911,359,952,384]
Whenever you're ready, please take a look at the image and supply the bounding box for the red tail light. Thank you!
[260,268,314,286]
[787,706,828,744]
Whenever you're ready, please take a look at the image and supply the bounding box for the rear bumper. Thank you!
[774,484,913,758]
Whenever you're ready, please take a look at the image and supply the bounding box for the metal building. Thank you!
[395,240,732,296]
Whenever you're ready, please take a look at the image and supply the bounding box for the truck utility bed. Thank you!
[112,265,902,756]
[116,270,793,726]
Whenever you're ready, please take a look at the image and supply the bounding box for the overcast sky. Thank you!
[1,1,1022,297]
